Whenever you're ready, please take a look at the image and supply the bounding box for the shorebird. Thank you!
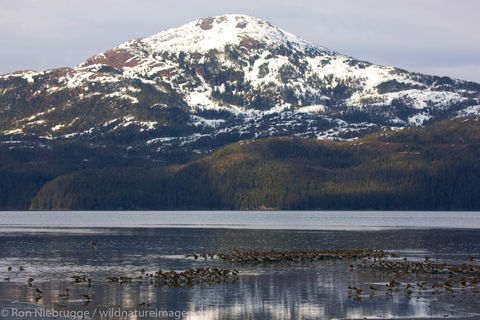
[19,266,25,271]
[89,241,98,251]
[390,279,401,286]
[120,276,132,283]
[417,282,427,289]
[58,289,70,298]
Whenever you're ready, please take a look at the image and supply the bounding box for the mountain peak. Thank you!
[121,14,330,55]
[77,14,332,70]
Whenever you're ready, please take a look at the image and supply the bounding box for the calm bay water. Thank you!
[1,211,480,231]
[0,211,479,319]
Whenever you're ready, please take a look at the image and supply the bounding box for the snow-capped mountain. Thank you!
[1,14,479,155]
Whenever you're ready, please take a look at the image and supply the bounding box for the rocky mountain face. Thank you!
[1,14,480,158]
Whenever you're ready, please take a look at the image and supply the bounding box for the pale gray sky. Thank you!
[1,0,479,82]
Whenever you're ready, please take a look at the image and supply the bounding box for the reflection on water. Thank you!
[0,220,480,319]
[0,266,468,319]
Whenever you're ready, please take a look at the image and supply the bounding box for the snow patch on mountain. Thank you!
[408,113,431,126]
[104,92,139,104]
[297,105,326,113]
[457,105,480,117]
[190,115,225,128]
[22,72,36,83]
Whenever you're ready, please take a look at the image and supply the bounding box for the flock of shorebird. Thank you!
[1,241,242,305]
[185,248,480,303]
[2,264,239,305]
[3,266,44,302]
[137,267,239,287]
[345,254,480,302]
[2,243,479,306]
[210,248,392,263]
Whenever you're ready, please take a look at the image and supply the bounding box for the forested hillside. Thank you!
[29,117,480,210]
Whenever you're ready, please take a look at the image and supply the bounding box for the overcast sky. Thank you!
[1,0,479,82]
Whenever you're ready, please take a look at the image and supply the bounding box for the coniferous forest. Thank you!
[0,117,477,210]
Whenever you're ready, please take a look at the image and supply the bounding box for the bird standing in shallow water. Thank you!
[81,294,91,306]
[58,288,70,298]
[35,288,43,302]
[89,241,98,251]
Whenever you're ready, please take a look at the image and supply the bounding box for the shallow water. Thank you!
[0,212,479,319]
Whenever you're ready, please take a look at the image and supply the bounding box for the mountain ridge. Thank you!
[1,13,479,152]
